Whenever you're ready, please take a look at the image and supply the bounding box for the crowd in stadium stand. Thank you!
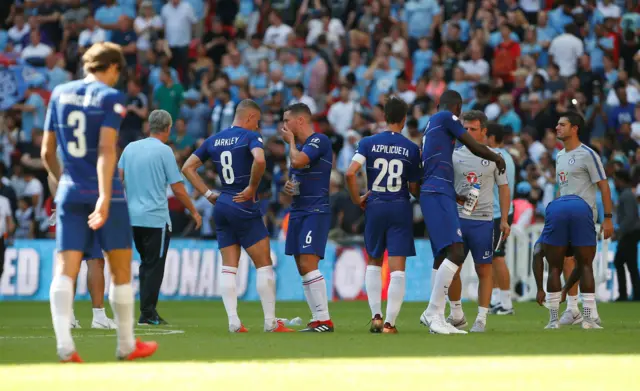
[0,0,638,243]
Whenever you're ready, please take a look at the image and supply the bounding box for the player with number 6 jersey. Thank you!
[183,99,293,333]
[346,97,421,334]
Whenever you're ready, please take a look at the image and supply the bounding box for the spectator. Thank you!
[161,0,197,85]
[202,18,229,66]
[493,24,521,89]
[8,12,30,53]
[78,15,106,54]
[154,68,184,124]
[21,166,43,221]
[497,94,523,134]
[224,50,249,102]
[210,89,235,134]
[412,37,435,84]
[263,11,293,49]
[95,0,125,41]
[12,79,46,143]
[243,33,270,73]
[14,197,35,239]
[336,130,361,174]
[613,170,640,301]
[608,81,636,135]
[169,118,195,161]
[180,89,210,140]
[549,23,584,78]
[120,78,149,149]
[21,30,52,66]
[134,1,163,60]
[45,54,70,91]
[302,45,329,105]
[289,83,317,115]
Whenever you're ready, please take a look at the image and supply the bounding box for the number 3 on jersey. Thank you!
[67,110,87,158]
[220,150,235,184]
[372,158,403,192]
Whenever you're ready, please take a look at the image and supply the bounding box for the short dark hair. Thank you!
[487,123,505,144]
[439,90,462,110]
[285,103,312,118]
[293,82,304,92]
[236,99,261,114]
[82,42,126,74]
[407,118,418,129]
[384,97,408,125]
[562,111,585,133]
[461,110,488,129]
[615,169,631,184]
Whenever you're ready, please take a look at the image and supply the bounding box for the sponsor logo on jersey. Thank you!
[558,171,568,184]
[466,172,478,184]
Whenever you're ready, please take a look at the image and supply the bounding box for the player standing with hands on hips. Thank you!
[533,112,614,329]
[281,103,335,333]
[446,111,511,333]
[418,90,506,335]
[41,42,157,362]
[345,97,421,334]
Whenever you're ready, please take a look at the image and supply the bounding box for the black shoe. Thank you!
[138,316,161,326]
[156,314,169,325]
[299,320,334,332]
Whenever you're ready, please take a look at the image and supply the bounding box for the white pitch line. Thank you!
[0,328,184,340]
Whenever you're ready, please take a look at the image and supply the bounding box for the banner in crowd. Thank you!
[0,64,49,110]
[0,239,635,302]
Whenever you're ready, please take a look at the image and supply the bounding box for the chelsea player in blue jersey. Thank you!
[281,103,335,332]
[41,43,157,362]
[182,99,293,333]
[345,97,421,334]
[418,90,506,335]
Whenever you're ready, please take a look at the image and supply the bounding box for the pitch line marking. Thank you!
[0,328,184,340]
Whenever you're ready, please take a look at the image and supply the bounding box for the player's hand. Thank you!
[283,180,295,195]
[191,211,202,229]
[233,185,258,203]
[88,196,110,230]
[49,209,56,227]
[494,153,506,174]
[455,194,467,206]
[358,190,371,210]
[280,124,295,144]
[600,218,613,240]
[500,220,511,241]
[536,290,546,306]
[206,191,219,205]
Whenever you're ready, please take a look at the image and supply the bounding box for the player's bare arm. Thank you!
[171,182,202,229]
[280,126,311,169]
[89,126,118,230]
[458,132,506,173]
[233,147,266,203]
[532,243,545,306]
[408,182,420,199]
[498,183,511,240]
[597,179,614,239]
[182,154,219,204]
[41,131,62,182]
[345,160,370,209]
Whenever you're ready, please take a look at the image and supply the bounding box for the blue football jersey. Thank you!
[421,110,466,199]
[43,78,127,204]
[194,126,264,215]
[353,131,421,204]
[290,133,333,216]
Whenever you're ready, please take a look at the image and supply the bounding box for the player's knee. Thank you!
[88,258,105,272]
[105,250,132,285]
[448,245,466,265]
[475,264,492,278]
[368,257,383,267]
[297,254,320,275]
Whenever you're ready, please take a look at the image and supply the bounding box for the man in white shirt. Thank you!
[0,194,14,283]
[22,168,43,221]
[549,23,584,77]
[458,45,490,82]
[20,30,53,65]
[78,15,107,53]
[8,13,31,53]
[328,85,360,136]
[161,0,196,85]
[288,83,318,115]
[264,11,293,49]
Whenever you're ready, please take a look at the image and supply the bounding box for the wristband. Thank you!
[205,189,214,198]
[604,213,613,219]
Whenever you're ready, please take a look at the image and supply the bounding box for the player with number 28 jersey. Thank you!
[44,77,131,254]
[193,126,268,249]
[353,132,421,258]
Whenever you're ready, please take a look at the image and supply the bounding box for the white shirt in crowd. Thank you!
[597,1,621,18]
[0,195,11,236]
[161,1,196,47]
[78,27,106,48]
[23,177,43,217]
[21,43,53,61]
[327,100,361,136]
[134,16,163,51]
[306,18,345,50]
[397,90,417,105]
[519,0,541,12]
[8,24,30,52]
[606,85,640,107]
[549,33,584,77]
[458,59,490,80]
[264,24,293,48]
[289,95,318,115]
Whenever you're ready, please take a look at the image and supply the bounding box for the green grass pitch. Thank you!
[1,301,639,390]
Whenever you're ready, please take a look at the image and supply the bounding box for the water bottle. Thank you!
[462,183,481,216]
[290,174,300,196]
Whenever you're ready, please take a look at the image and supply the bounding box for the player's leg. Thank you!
[294,214,333,332]
[569,205,601,328]
[242,218,293,333]
[492,214,514,314]
[560,255,581,325]
[446,268,466,328]
[87,257,116,329]
[420,194,466,334]
[363,206,386,332]
[100,202,157,360]
[543,244,567,329]
[51,202,88,362]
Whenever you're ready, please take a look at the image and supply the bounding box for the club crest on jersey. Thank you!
[558,171,568,184]
[113,103,127,118]
[569,157,575,165]
[481,159,489,166]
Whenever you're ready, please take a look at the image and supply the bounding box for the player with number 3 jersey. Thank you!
[346,97,421,334]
